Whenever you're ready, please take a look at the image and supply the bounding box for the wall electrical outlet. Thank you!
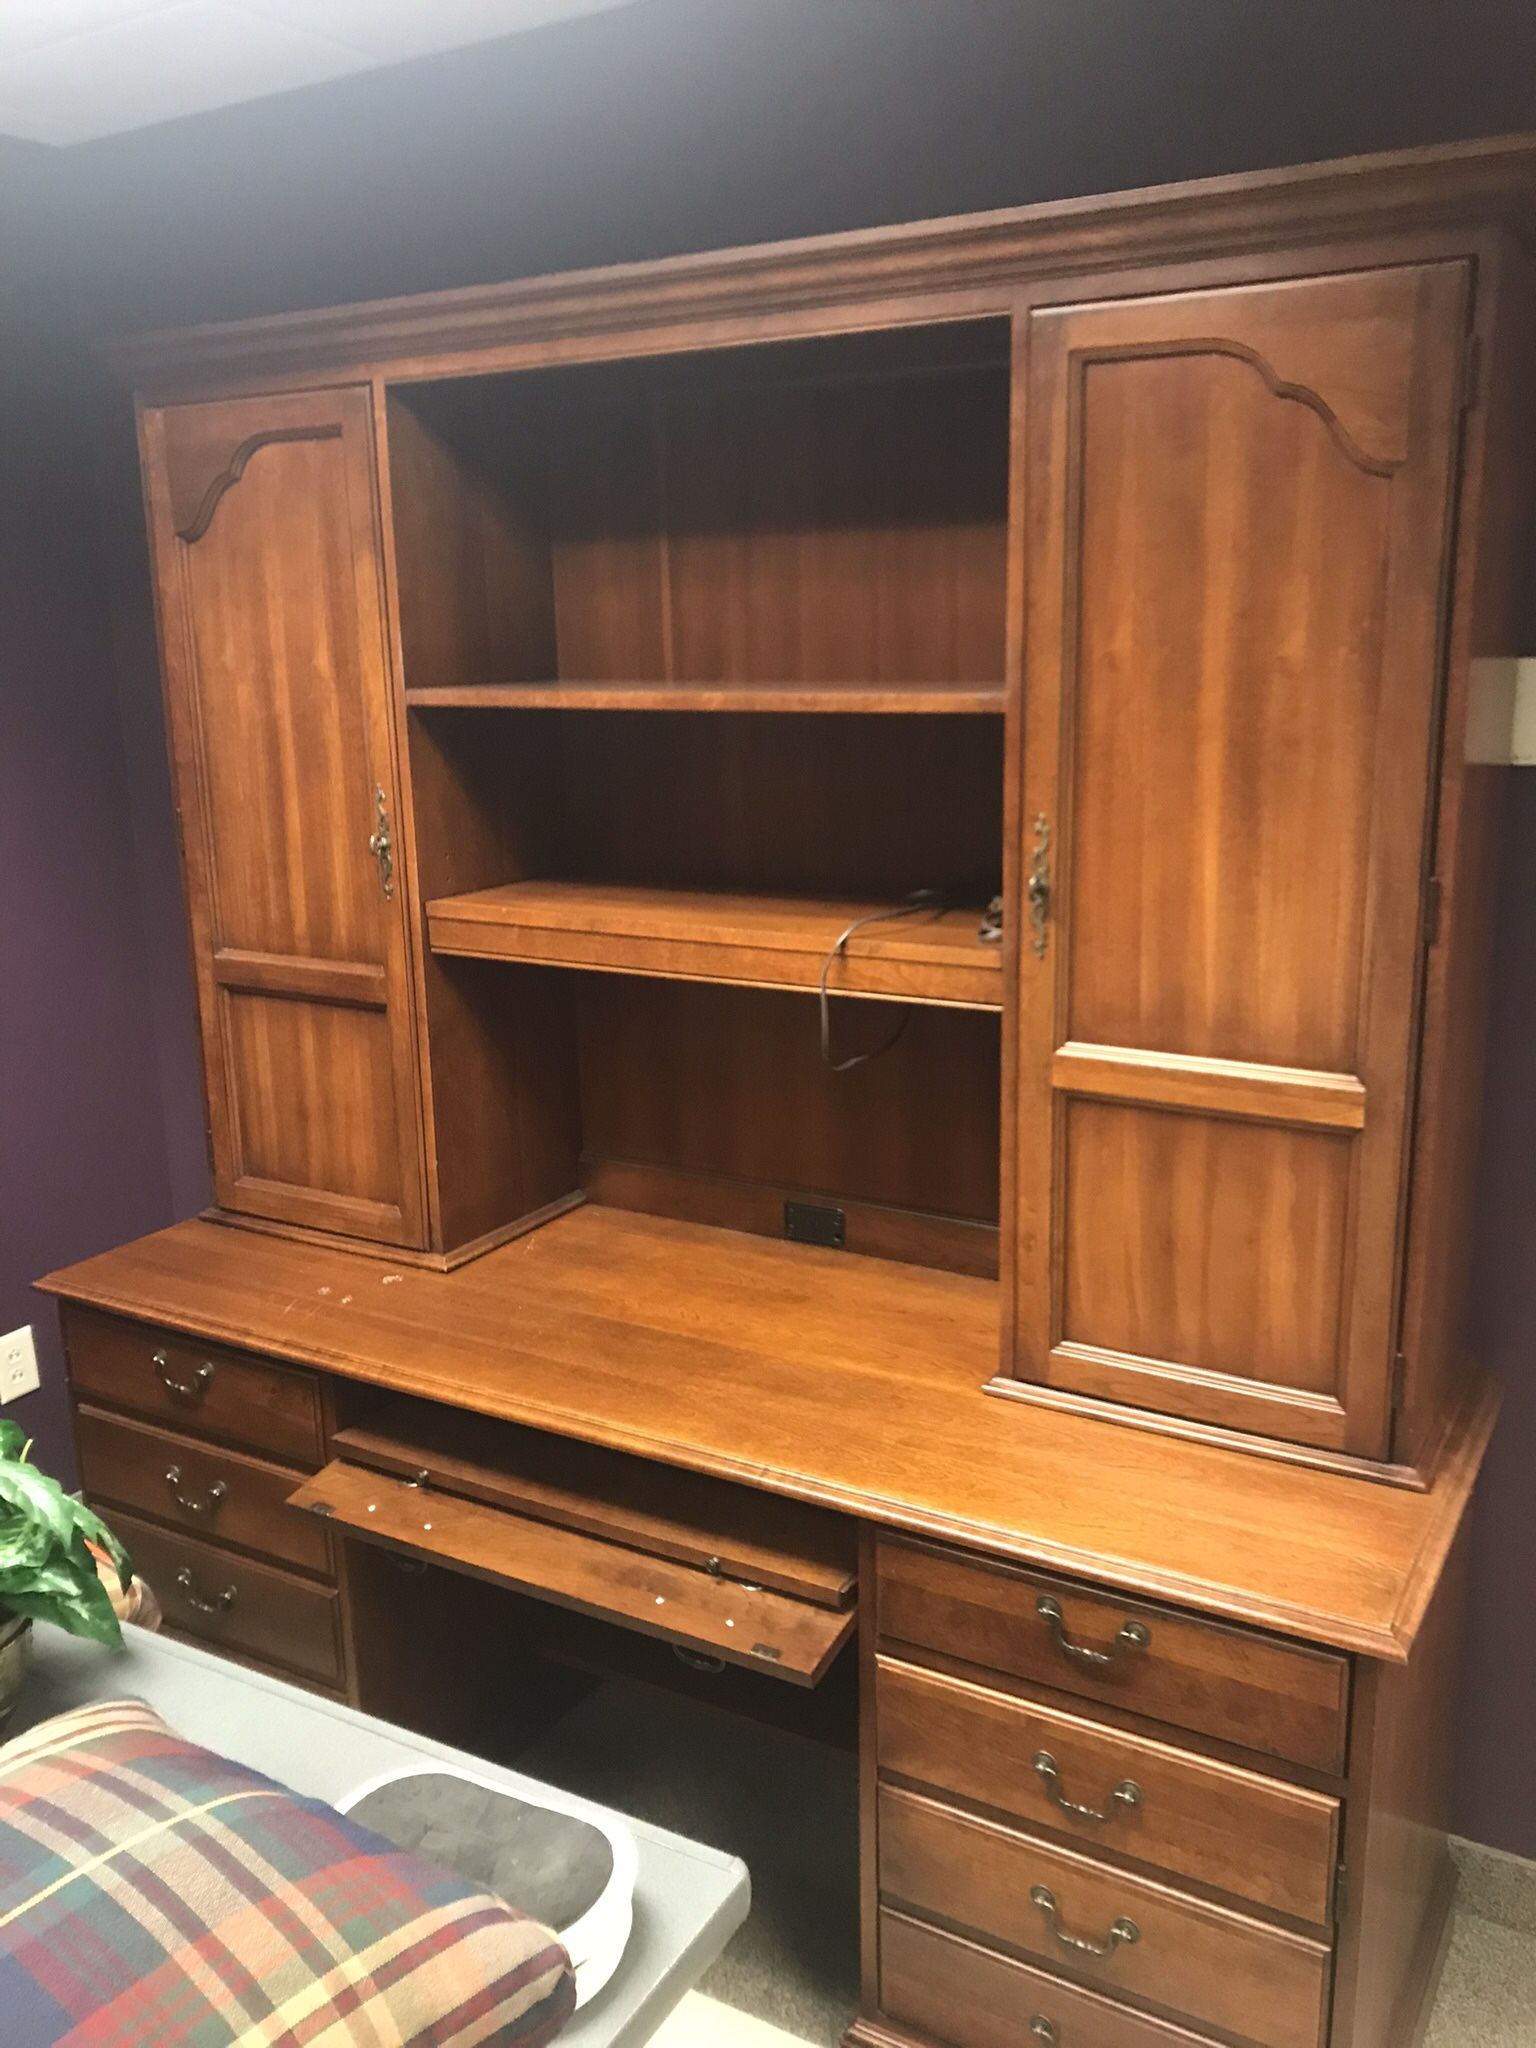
[0,1326,41,1405]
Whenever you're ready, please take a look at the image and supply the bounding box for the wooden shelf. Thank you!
[426,881,1004,1010]
[405,680,1006,715]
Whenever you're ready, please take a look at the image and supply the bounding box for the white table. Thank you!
[15,1629,751,2048]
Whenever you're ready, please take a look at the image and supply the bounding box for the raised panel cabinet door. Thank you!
[141,389,427,1246]
[1009,262,1472,1456]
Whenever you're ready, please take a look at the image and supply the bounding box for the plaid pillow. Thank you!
[0,1700,575,2047]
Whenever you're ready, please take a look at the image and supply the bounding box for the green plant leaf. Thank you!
[0,1515,53,1578]
[68,1499,133,1591]
[0,1420,26,1460]
[0,1459,80,1550]
[1,1569,123,1646]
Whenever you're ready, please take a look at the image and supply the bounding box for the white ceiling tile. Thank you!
[0,0,368,142]
[236,0,638,64]
[0,1,169,66]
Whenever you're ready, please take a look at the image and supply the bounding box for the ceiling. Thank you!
[0,0,640,145]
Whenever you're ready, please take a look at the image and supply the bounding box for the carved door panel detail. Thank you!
[142,388,426,1246]
[1009,262,1471,1455]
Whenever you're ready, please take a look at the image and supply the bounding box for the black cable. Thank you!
[818,889,948,1072]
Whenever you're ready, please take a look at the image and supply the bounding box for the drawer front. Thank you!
[77,1406,334,1579]
[877,1539,1348,1774]
[879,1786,1329,2048]
[877,1657,1339,1923]
[881,1908,1225,2048]
[65,1307,323,1466]
[112,1510,344,1690]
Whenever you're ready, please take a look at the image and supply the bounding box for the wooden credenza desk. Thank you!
[40,132,1536,2048]
[41,1205,1491,2048]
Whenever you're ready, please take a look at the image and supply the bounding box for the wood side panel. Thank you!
[386,383,557,690]
[392,705,581,1251]
[1395,233,1536,1466]
[1010,263,1472,1456]
[139,388,427,1245]
[878,1786,1330,2048]
[1329,1527,1468,2048]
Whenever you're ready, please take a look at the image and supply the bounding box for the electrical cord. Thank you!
[818,889,948,1072]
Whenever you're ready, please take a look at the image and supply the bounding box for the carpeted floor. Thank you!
[520,1679,1536,2047]
[517,1679,859,2042]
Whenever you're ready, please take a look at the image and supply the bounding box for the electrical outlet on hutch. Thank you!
[0,1325,41,1405]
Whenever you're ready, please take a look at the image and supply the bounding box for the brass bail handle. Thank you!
[1036,1593,1150,1670]
[1033,1748,1142,1825]
[368,784,394,898]
[1027,813,1051,956]
[1030,1885,1140,1959]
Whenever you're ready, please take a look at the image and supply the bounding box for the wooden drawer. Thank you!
[112,1510,344,1690]
[877,1657,1339,1923]
[877,1539,1348,1774]
[64,1307,323,1466]
[77,1406,334,1579]
[879,1785,1329,2048]
[881,1908,1225,2048]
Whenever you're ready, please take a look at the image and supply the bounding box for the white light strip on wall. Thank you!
[1513,658,1536,766]
[1465,657,1536,765]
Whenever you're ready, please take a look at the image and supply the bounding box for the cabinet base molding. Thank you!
[201,1190,588,1272]
[982,1371,1499,1493]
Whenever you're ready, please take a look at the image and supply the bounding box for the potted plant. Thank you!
[0,1419,133,1732]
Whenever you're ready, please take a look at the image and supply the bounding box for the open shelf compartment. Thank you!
[386,318,1011,710]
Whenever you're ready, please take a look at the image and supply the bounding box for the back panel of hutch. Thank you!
[41,135,1536,2048]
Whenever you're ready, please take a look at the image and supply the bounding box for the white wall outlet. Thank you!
[0,1325,41,1405]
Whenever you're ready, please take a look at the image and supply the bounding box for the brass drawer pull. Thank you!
[1030,2022,1057,2046]
[1030,1885,1139,1958]
[175,1567,237,1617]
[153,1350,214,1401]
[165,1466,228,1517]
[1036,1594,1150,1669]
[1033,1748,1141,1824]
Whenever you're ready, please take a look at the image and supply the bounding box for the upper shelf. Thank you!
[426,880,1004,1010]
[405,681,1007,715]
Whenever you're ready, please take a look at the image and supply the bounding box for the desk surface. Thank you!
[15,1628,750,2048]
[39,1204,1494,1661]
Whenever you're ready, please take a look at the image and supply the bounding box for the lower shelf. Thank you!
[425,880,1004,1009]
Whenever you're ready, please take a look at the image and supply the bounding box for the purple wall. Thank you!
[3,0,1533,1847]
[0,349,183,1477]
[1458,778,1536,1854]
